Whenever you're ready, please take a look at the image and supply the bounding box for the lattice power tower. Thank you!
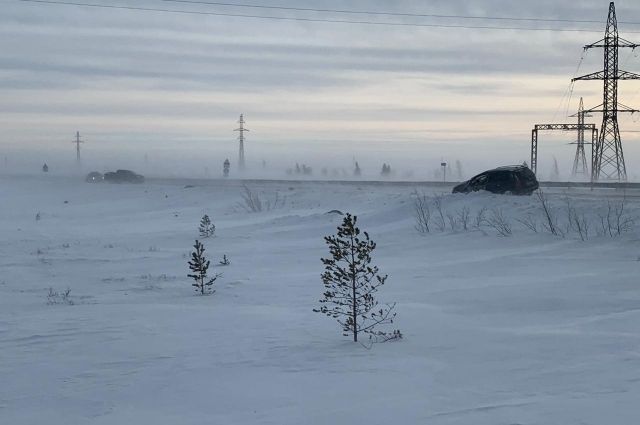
[234,114,249,171]
[572,2,639,181]
[570,98,590,177]
[72,131,84,168]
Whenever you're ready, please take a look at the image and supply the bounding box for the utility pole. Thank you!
[72,131,84,168]
[570,98,590,178]
[234,114,249,171]
[572,2,640,181]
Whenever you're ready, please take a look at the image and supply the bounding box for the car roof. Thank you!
[491,165,530,172]
[470,165,532,180]
[474,165,531,175]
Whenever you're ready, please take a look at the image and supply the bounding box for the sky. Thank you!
[2,0,640,179]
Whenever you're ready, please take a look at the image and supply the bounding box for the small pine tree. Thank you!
[223,159,230,178]
[381,163,389,176]
[199,215,216,238]
[314,214,401,343]
[188,240,220,295]
[219,254,230,266]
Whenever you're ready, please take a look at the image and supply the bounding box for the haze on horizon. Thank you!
[1,0,640,180]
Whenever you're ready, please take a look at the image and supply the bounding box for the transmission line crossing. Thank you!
[154,0,640,25]
[14,0,640,33]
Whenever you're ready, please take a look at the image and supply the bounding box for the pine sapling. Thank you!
[219,254,230,266]
[188,240,220,295]
[198,215,216,238]
[314,213,401,343]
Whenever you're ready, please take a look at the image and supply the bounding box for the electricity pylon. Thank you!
[72,131,84,168]
[572,2,640,181]
[234,114,249,171]
[570,98,590,177]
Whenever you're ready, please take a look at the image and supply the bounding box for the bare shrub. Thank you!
[571,210,590,241]
[414,194,474,235]
[598,196,635,237]
[238,185,285,212]
[473,206,488,232]
[516,214,538,233]
[239,186,263,212]
[596,212,607,237]
[564,197,590,241]
[564,196,575,235]
[536,189,563,237]
[486,208,512,237]
[457,207,471,231]
[432,195,446,232]
[446,213,458,231]
[47,288,74,305]
[612,196,634,236]
[412,190,431,234]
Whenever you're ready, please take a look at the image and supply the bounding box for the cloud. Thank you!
[1,0,640,173]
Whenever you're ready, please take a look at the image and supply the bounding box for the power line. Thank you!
[156,0,640,26]
[15,0,640,33]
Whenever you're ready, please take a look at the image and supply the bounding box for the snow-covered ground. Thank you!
[1,175,639,425]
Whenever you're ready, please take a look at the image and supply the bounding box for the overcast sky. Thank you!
[2,0,640,178]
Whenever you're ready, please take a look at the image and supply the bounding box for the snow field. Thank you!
[1,176,639,424]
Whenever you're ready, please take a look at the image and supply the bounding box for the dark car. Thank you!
[104,169,145,184]
[85,171,103,183]
[452,165,538,195]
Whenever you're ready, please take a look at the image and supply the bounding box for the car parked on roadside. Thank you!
[85,171,104,183]
[452,165,538,195]
[104,169,145,184]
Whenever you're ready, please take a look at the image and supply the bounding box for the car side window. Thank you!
[489,171,512,184]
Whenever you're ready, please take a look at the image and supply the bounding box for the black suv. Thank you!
[104,169,145,184]
[85,171,104,183]
[452,165,538,195]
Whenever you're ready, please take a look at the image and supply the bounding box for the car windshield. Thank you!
[472,174,488,185]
